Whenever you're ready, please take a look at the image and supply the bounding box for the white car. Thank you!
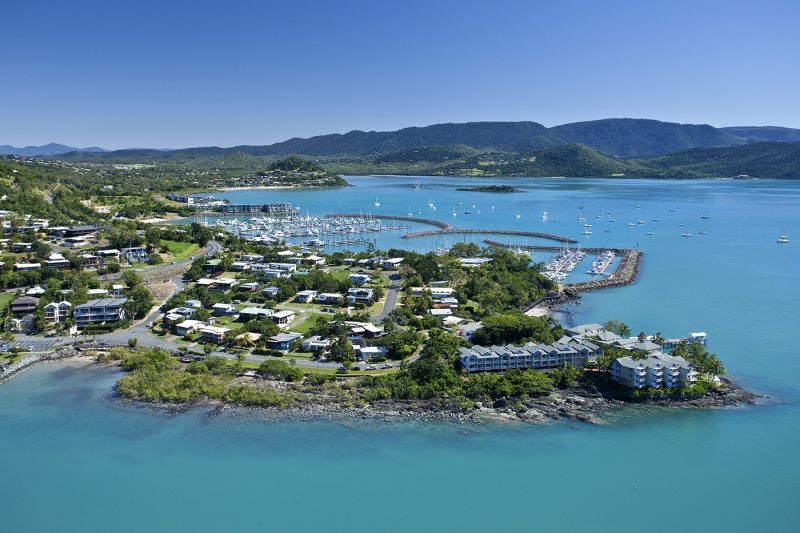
[365,365,377,371]
[381,363,393,369]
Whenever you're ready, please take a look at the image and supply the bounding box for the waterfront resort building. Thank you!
[74,298,128,328]
[611,354,697,389]
[459,337,603,373]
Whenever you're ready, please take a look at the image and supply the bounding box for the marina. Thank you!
[543,248,587,282]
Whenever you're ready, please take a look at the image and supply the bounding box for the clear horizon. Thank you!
[2,0,799,149]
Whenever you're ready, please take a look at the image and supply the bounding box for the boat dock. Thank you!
[587,250,615,276]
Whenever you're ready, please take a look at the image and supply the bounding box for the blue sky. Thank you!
[1,0,798,149]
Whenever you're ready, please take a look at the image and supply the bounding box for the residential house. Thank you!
[357,346,387,360]
[301,335,331,353]
[168,307,196,319]
[261,286,280,298]
[73,298,128,328]
[87,288,109,298]
[381,257,404,270]
[229,261,250,272]
[203,258,223,272]
[240,254,264,263]
[26,285,46,296]
[111,284,127,297]
[270,310,295,328]
[174,320,205,337]
[208,278,237,293]
[184,299,203,309]
[455,321,483,341]
[316,292,343,305]
[64,225,98,237]
[43,301,72,323]
[200,325,231,344]
[211,303,236,316]
[238,307,273,321]
[428,308,452,318]
[62,236,93,248]
[44,253,71,269]
[347,287,374,304]
[348,273,372,286]
[458,257,493,268]
[96,249,121,260]
[11,296,39,318]
[239,282,260,292]
[15,263,41,271]
[267,332,303,351]
[121,247,148,263]
[295,290,318,303]
[79,253,103,269]
[11,242,32,253]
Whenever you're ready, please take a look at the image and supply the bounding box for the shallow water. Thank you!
[2,176,799,532]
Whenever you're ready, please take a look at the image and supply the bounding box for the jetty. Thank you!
[325,213,454,230]
[404,228,578,243]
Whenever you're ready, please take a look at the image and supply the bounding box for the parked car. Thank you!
[365,365,377,371]
[381,363,393,369]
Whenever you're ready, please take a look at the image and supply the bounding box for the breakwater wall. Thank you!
[0,348,81,385]
[404,229,578,243]
[566,249,643,292]
[324,213,454,230]
[484,240,627,254]
[486,239,643,293]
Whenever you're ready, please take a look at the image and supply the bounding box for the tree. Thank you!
[331,334,355,362]
[128,338,138,348]
[235,352,246,374]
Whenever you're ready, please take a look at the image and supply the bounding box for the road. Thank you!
[373,273,401,323]
[4,242,420,372]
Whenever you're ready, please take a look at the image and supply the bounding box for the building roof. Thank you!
[272,310,295,319]
[269,332,302,343]
[75,298,128,309]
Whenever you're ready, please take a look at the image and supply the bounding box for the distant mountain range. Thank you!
[4,119,800,178]
[5,119,800,159]
[0,143,106,156]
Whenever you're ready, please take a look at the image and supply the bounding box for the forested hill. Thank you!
[17,119,800,161]
[638,141,800,179]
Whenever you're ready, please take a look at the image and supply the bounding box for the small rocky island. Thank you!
[456,185,522,193]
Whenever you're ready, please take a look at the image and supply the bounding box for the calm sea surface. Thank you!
[2,176,799,532]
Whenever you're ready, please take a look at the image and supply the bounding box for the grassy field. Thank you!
[0,292,14,311]
[293,313,328,334]
[162,240,199,262]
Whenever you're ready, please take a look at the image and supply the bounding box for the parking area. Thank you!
[5,339,71,353]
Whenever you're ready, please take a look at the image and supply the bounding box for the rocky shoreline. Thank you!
[119,375,763,427]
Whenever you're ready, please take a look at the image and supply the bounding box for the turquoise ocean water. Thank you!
[2,177,799,532]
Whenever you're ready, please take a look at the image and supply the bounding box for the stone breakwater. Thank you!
[567,249,643,293]
[485,239,643,293]
[0,348,81,385]
[324,213,454,230]
[404,228,578,243]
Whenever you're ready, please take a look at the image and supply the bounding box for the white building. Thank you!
[611,354,697,389]
[459,338,603,373]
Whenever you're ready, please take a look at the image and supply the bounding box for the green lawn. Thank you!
[162,240,199,262]
[0,292,14,311]
[293,313,329,334]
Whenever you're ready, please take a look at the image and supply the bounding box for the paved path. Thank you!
[373,273,401,323]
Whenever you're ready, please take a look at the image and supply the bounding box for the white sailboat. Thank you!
[777,230,790,244]
[374,197,381,207]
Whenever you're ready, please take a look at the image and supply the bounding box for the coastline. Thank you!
[1,355,762,426]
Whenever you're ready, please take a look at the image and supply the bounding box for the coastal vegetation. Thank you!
[456,185,521,193]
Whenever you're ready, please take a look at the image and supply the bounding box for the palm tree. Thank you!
[618,323,631,338]
[705,354,726,383]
